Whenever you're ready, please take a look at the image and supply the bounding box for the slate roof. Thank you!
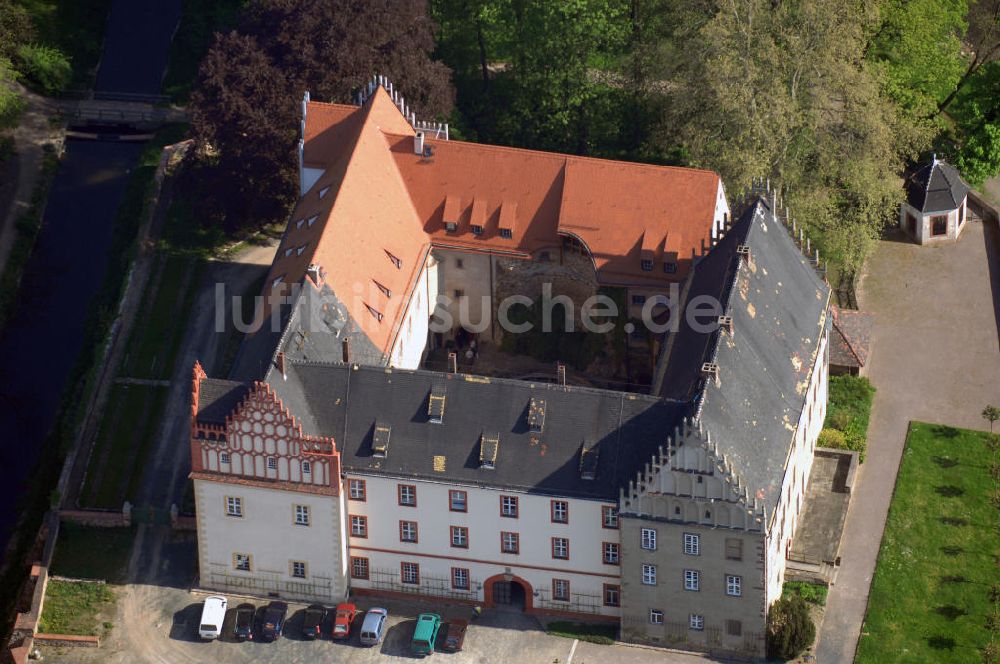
[655,198,830,520]
[209,361,683,500]
[905,158,969,213]
[196,379,249,425]
[829,306,873,369]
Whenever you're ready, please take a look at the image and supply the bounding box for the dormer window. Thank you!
[500,228,513,239]
[428,388,446,423]
[480,432,499,469]
[318,186,330,199]
[372,423,391,458]
[641,259,654,271]
[284,248,293,257]
[663,261,677,274]
[445,221,458,233]
[297,244,307,256]
[365,303,384,322]
[307,214,318,227]
[374,281,392,298]
[471,224,483,235]
[580,441,599,480]
[296,218,305,229]
[528,398,546,433]
[385,250,402,269]
[271,276,284,289]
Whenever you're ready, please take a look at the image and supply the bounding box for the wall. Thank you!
[194,478,347,602]
[390,254,437,369]
[344,474,622,617]
[899,199,968,244]
[433,249,495,341]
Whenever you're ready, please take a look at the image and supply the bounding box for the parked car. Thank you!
[198,595,227,640]
[442,619,468,652]
[232,602,255,641]
[359,607,389,646]
[301,604,326,639]
[256,601,289,642]
[332,602,357,639]
[411,613,442,656]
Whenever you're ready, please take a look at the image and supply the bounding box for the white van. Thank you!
[199,595,228,640]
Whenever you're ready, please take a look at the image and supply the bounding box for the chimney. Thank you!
[276,351,286,379]
[717,316,734,337]
[556,362,566,386]
[414,131,425,155]
[448,352,458,374]
[342,338,350,363]
[701,362,721,388]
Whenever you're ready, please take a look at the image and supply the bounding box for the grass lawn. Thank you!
[16,0,113,90]
[162,0,245,102]
[121,254,202,379]
[80,384,168,509]
[856,423,999,663]
[545,620,616,645]
[49,523,133,583]
[39,580,115,635]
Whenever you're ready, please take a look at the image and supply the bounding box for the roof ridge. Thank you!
[832,312,865,367]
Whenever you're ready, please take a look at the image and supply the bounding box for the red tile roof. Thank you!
[263,85,725,357]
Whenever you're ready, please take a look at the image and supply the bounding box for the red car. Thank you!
[331,602,358,639]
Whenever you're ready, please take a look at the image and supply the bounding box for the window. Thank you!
[684,569,700,591]
[641,259,654,271]
[350,515,367,538]
[319,186,330,199]
[632,294,647,305]
[284,248,293,257]
[271,276,284,289]
[267,457,277,470]
[225,496,243,517]
[452,567,470,590]
[291,560,306,578]
[726,619,742,636]
[725,538,743,561]
[385,249,402,269]
[726,575,742,597]
[689,614,704,631]
[552,579,570,602]
[301,460,311,474]
[663,261,677,274]
[398,484,417,507]
[365,303,384,322]
[455,258,464,268]
[603,584,621,607]
[445,221,458,232]
[307,214,318,227]
[501,531,520,554]
[932,215,948,236]
[551,500,568,523]
[603,542,620,565]
[602,506,619,529]
[350,556,369,580]
[374,281,392,298]
[471,224,483,235]
[501,495,519,518]
[650,609,664,625]
[453,288,465,298]
[683,533,700,556]
[296,244,307,256]
[642,564,657,585]
[220,452,230,465]
[234,553,251,572]
[399,520,418,543]
[449,490,467,512]
[349,479,366,501]
[294,504,310,526]
[641,528,657,551]
[500,228,513,239]
[552,537,569,560]
[401,562,419,585]
[451,526,468,548]
[296,218,305,229]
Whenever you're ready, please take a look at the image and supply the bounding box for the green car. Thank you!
[411,613,442,656]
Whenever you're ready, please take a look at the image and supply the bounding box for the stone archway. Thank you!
[483,573,534,612]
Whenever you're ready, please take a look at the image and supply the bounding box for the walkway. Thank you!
[814,219,1000,663]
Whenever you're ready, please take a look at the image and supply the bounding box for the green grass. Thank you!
[856,423,1000,663]
[162,0,245,102]
[39,580,114,635]
[15,0,113,91]
[822,374,876,461]
[783,580,828,606]
[545,621,616,645]
[80,384,168,509]
[49,523,133,583]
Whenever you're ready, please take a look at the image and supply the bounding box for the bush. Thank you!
[818,428,846,448]
[0,57,23,128]
[16,43,71,95]
[768,596,815,661]
[546,621,616,645]
[783,581,829,606]
[825,375,875,461]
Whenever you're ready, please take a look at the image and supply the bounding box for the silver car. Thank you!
[359,607,388,646]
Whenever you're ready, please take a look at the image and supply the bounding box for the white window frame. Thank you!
[726,574,742,597]
[642,564,657,585]
[452,567,469,590]
[683,532,700,556]
[449,490,467,511]
[350,515,367,537]
[553,578,570,602]
[401,562,419,585]
[689,614,704,631]
[399,484,416,506]
[650,609,664,625]
[684,569,700,591]
[501,495,518,518]
[603,542,620,564]
[294,504,310,526]
[551,500,568,523]
[501,532,519,554]
[220,452,230,465]
[267,457,277,470]
[302,460,311,474]
[552,537,569,559]
[225,496,242,517]
[291,560,306,578]
[451,526,468,548]
[400,520,417,542]
[349,479,365,500]
[641,528,657,551]
[234,553,251,572]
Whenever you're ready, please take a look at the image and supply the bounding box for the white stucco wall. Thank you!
[899,198,968,244]
[433,249,495,341]
[344,474,622,616]
[390,254,437,369]
[194,478,348,602]
[713,180,732,240]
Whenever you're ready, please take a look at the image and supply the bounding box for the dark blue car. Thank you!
[256,601,288,642]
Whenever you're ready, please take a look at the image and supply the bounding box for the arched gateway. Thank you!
[482,573,533,612]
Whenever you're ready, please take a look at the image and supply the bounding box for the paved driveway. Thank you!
[814,219,1000,663]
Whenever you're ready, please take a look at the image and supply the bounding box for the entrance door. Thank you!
[492,580,511,605]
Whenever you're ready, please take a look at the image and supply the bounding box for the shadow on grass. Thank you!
[934,485,965,497]
[931,455,958,468]
[927,636,957,650]
[939,516,969,526]
[933,605,967,621]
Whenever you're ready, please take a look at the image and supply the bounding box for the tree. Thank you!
[0,58,24,129]
[767,595,816,660]
[939,0,1000,112]
[189,0,454,230]
[983,404,1000,432]
[0,0,34,61]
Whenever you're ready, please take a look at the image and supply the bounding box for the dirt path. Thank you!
[815,220,1000,663]
[0,84,60,278]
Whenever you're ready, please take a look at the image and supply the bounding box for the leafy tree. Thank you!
[0,0,34,61]
[983,404,1000,432]
[939,0,1000,112]
[189,0,454,230]
[0,57,24,129]
[16,43,71,95]
[767,595,816,660]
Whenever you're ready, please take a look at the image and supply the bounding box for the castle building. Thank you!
[899,155,970,244]
[190,78,829,660]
